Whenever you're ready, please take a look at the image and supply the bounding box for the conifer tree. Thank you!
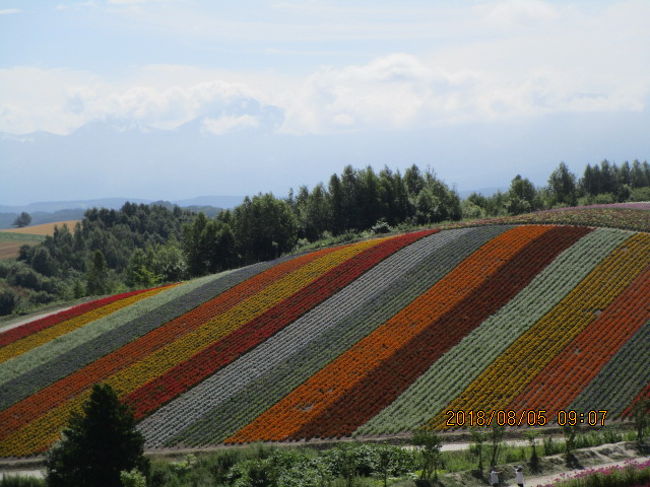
[46,384,149,487]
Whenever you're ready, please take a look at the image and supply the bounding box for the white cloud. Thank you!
[0,1,648,136]
[0,8,21,15]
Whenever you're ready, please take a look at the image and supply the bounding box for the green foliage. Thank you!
[412,430,443,481]
[470,428,488,473]
[524,429,541,472]
[45,384,149,487]
[183,213,236,276]
[489,425,505,467]
[120,468,147,487]
[633,398,650,448]
[231,193,297,263]
[506,175,540,215]
[0,476,45,487]
[86,250,109,295]
[548,162,578,206]
[0,288,18,315]
[371,219,392,234]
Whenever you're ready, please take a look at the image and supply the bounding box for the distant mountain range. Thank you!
[0,195,244,214]
[0,196,244,229]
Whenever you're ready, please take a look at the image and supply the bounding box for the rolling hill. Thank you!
[0,207,648,457]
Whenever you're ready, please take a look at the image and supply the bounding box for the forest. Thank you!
[0,159,649,316]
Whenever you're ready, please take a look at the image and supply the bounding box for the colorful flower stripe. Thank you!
[357,228,626,435]
[0,287,171,348]
[164,226,505,447]
[0,237,387,456]
[508,265,650,417]
[0,285,178,364]
[292,226,590,439]
[429,232,650,428]
[570,321,650,417]
[124,230,434,420]
[228,225,552,443]
[0,270,248,407]
[0,248,337,440]
[448,207,650,232]
[138,228,468,447]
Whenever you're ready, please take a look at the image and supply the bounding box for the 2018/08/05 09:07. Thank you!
[444,410,608,427]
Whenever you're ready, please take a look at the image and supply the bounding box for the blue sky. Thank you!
[1,0,649,205]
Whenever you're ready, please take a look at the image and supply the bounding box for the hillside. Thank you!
[0,219,648,457]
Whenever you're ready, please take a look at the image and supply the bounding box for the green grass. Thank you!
[0,233,45,243]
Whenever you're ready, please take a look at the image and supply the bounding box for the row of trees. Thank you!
[466,159,650,218]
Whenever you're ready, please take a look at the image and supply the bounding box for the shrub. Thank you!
[0,288,18,316]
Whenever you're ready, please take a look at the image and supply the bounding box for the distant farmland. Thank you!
[0,220,80,237]
[0,221,79,260]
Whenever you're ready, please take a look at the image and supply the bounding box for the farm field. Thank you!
[0,221,78,260]
[0,220,80,236]
[0,215,648,457]
[0,233,45,261]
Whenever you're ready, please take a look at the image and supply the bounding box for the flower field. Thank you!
[0,220,648,456]
[446,203,650,232]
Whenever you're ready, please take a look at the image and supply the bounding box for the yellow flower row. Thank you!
[0,237,387,456]
[0,286,177,364]
[429,232,650,428]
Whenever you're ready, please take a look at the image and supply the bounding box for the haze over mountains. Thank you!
[2,107,648,207]
[0,195,244,229]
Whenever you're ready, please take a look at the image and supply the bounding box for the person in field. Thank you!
[514,465,525,487]
[489,467,501,486]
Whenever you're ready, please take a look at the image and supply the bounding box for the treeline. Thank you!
[464,159,650,219]
[1,159,649,316]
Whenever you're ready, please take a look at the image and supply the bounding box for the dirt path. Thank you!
[0,305,75,332]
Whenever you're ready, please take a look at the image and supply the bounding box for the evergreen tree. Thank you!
[506,175,538,215]
[340,165,360,230]
[548,162,577,206]
[86,250,109,295]
[404,164,424,196]
[631,160,649,188]
[46,384,149,487]
[328,174,345,235]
